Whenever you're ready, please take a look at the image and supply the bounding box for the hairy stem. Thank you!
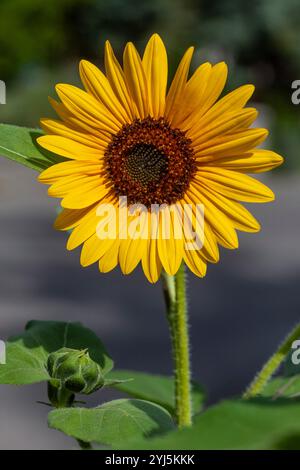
[243,322,300,399]
[162,263,192,427]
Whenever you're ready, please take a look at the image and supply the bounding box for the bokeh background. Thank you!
[0,0,299,449]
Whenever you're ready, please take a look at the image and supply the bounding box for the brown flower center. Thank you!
[105,117,195,206]
[125,143,167,185]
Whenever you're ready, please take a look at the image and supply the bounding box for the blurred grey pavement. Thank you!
[0,158,299,449]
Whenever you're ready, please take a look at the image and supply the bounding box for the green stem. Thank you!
[47,381,74,408]
[48,382,92,450]
[162,263,192,428]
[243,322,300,399]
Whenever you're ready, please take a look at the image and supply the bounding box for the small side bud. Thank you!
[47,347,104,395]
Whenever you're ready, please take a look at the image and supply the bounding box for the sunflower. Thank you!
[37,34,283,283]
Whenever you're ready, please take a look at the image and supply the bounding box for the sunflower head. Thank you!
[37,34,283,283]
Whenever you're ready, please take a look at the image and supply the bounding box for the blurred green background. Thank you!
[0,0,298,169]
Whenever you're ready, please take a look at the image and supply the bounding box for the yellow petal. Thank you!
[54,206,96,231]
[142,34,168,118]
[61,180,111,209]
[157,205,184,275]
[165,47,194,124]
[187,185,239,249]
[105,41,135,120]
[195,84,255,131]
[195,167,275,202]
[119,210,148,274]
[190,108,258,146]
[81,235,115,267]
[48,97,112,140]
[119,237,147,275]
[141,212,162,283]
[194,128,268,157]
[37,135,104,161]
[172,62,212,128]
[180,196,219,263]
[183,62,228,130]
[38,160,102,183]
[79,60,130,124]
[123,42,149,118]
[48,175,90,197]
[205,149,284,173]
[99,239,120,273]
[196,61,228,111]
[201,225,219,263]
[56,84,121,133]
[67,207,99,249]
[193,179,260,232]
[40,118,106,150]
[183,249,207,277]
[78,197,118,261]
[48,97,72,122]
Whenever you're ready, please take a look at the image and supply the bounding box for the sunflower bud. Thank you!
[47,347,104,394]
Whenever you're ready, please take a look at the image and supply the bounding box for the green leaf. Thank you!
[103,378,133,387]
[261,375,300,399]
[0,124,65,171]
[118,399,300,450]
[106,370,205,416]
[0,320,113,385]
[48,399,174,446]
